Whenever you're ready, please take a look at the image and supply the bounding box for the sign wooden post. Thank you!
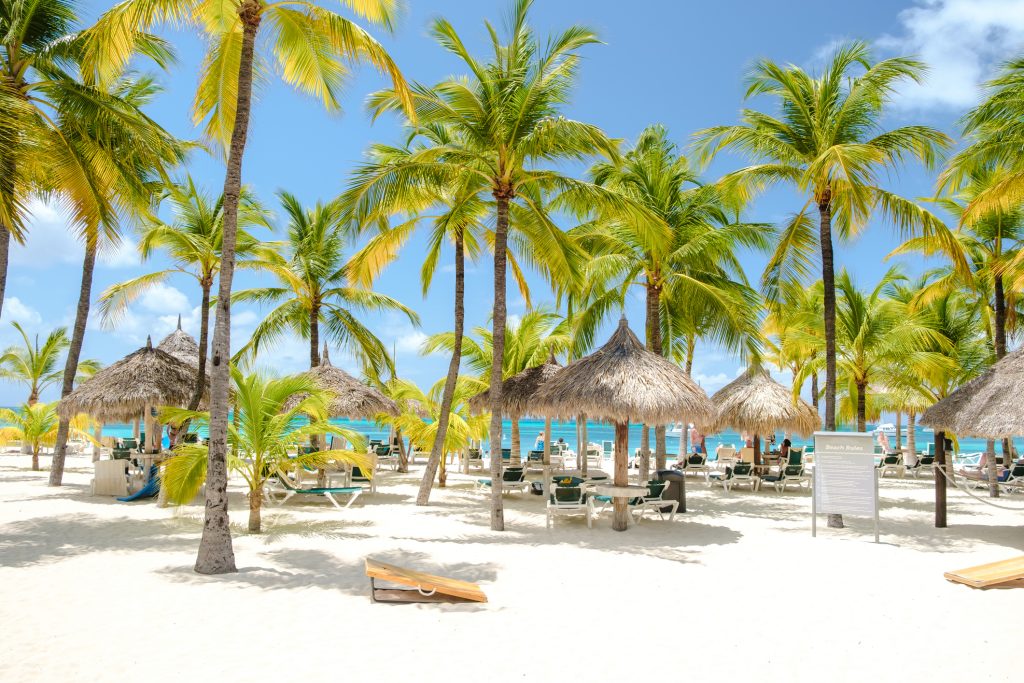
[811,432,879,543]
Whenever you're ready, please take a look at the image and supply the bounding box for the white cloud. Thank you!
[878,0,1024,111]
[394,330,428,354]
[691,371,731,392]
[0,297,43,327]
[9,199,82,268]
[138,283,190,314]
[98,237,141,269]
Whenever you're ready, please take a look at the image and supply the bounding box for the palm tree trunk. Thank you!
[613,421,629,531]
[645,281,667,473]
[639,424,650,482]
[684,333,695,375]
[511,419,521,466]
[48,241,96,486]
[820,199,842,529]
[248,486,262,533]
[395,428,408,473]
[188,280,212,411]
[488,189,512,531]
[856,381,867,432]
[580,416,588,475]
[993,275,1013,462]
[811,372,820,416]
[309,302,321,368]
[31,446,39,472]
[0,226,9,322]
[895,411,902,450]
[908,411,917,457]
[195,1,263,575]
[985,439,1000,498]
[416,230,464,505]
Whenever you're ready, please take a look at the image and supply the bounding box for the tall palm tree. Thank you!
[0,0,173,322]
[0,402,95,471]
[88,0,413,573]
[343,123,573,505]
[233,192,418,374]
[99,177,272,410]
[576,124,768,472]
[352,0,629,530]
[160,368,369,533]
[694,40,954,437]
[423,307,570,465]
[763,280,824,414]
[0,323,99,405]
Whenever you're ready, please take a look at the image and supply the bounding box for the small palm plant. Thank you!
[386,377,489,488]
[0,403,96,471]
[0,323,101,404]
[160,368,370,533]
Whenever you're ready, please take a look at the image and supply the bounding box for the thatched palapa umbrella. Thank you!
[156,315,200,367]
[287,344,399,420]
[920,347,1024,528]
[470,355,562,480]
[710,368,820,464]
[59,336,203,457]
[534,318,713,530]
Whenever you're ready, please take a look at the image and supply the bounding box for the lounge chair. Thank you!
[676,452,711,481]
[546,478,593,528]
[1001,464,1024,493]
[715,445,737,470]
[710,462,757,492]
[907,452,936,478]
[631,480,679,521]
[476,467,529,495]
[525,449,546,471]
[465,448,485,473]
[758,462,809,493]
[365,558,487,604]
[586,444,604,469]
[878,452,904,479]
[737,447,755,464]
[266,473,363,509]
[375,444,399,472]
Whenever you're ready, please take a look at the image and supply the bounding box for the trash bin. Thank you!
[656,469,686,514]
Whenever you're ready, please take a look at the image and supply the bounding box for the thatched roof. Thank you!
[156,316,200,366]
[468,356,562,417]
[532,317,713,425]
[709,367,820,437]
[285,345,399,419]
[920,347,1024,438]
[59,336,203,422]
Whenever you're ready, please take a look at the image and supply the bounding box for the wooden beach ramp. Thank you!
[945,556,1024,589]
[365,558,488,604]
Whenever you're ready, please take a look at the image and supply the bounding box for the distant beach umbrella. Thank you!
[156,315,200,367]
[533,317,713,530]
[710,367,820,463]
[284,344,398,420]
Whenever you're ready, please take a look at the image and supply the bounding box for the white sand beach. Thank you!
[1,453,1022,683]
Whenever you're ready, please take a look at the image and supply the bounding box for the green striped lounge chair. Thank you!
[266,472,363,509]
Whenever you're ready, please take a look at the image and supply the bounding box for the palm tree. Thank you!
[361,0,658,529]
[234,192,418,375]
[794,268,951,432]
[0,323,99,405]
[576,124,768,471]
[694,40,954,438]
[0,402,95,471]
[763,280,824,415]
[386,376,489,488]
[88,0,413,573]
[98,177,272,410]
[160,368,370,533]
[343,123,571,506]
[424,308,570,465]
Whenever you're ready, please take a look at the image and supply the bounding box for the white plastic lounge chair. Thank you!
[677,452,711,481]
[266,473,363,509]
[906,452,935,478]
[631,480,678,521]
[878,452,904,479]
[710,462,757,492]
[715,445,737,470]
[737,447,755,464]
[546,479,593,528]
[758,462,809,493]
[586,444,604,469]
[465,448,485,473]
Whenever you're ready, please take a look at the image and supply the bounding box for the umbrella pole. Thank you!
[935,430,947,528]
[542,417,551,499]
[580,415,588,476]
[613,421,629,531]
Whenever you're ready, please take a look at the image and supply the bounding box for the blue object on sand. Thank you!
[117,467,160,502]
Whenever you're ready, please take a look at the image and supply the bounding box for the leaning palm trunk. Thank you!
[488,191,512,531]
[819,197,842,529]
[48,242,96,486]
[189,280,212,411]
[417,231,464,505]
[195,1,264,576]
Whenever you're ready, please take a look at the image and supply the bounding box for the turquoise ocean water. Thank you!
[86,415,1022,459]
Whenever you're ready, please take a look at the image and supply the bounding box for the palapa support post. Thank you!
[935,430,947,528]
[542,416,551,500]
[580,414,588,476]
[613,421,630,531]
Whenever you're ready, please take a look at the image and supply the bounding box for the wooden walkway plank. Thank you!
[944,555,1024,588]
[365,558,487,603]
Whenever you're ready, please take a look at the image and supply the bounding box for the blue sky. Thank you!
[4,0,1024,405]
